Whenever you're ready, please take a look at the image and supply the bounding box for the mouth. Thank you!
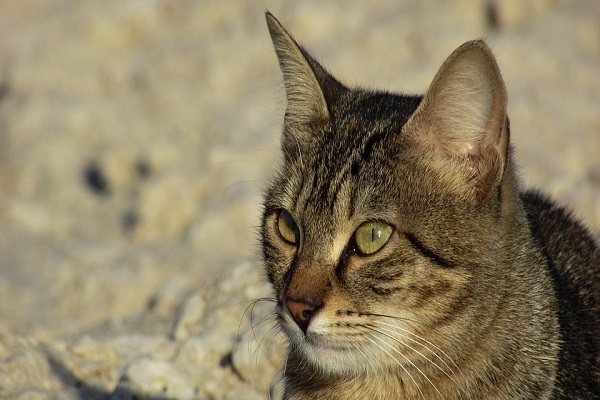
[278,312,385,374]
[286,326,358,358]
[304,335,349,351]
[279,309,358,350]
[278,306,373,360]
[287,330,377,376]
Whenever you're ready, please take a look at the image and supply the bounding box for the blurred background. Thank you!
[0,1,598,398]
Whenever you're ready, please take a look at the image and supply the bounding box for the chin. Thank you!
[296,341,371,376]
[283,320,380,376]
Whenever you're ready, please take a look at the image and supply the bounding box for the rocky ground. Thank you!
[0,1,598,399]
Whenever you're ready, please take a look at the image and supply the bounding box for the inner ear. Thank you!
[404,40,509,203]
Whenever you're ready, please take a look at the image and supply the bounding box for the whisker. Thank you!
[212,159,282,175]
[354,339,374,375]
[224,297,277,311]
[248,299,278,352]
[362,325,446,399]
[373,319,460,373]
[220,179,263,197]
[370,323,455,380]
[359,312,460,372]
[250,321,285,392]
[234,297,286,395]
[363,334,425,399]
[281,349,289,389]
[250,148,280,158]
[237,297,277,337]
[252,316,284,366]
[366,318,469,399]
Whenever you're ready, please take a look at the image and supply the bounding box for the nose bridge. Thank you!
[286,254,332,304]
[285,205,338,301]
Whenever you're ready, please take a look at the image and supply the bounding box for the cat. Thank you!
[260,11,600,399]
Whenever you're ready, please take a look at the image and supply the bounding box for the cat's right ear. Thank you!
[265,12,344,127]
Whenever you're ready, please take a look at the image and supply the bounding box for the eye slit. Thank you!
[354,221,393,255]
[276,209,299,245]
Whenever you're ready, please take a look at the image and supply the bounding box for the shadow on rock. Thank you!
[47,354,183,400]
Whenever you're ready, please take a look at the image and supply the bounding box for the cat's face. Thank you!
[262,13,509,376]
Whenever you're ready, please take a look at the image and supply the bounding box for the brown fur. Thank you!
[261,12,600,399]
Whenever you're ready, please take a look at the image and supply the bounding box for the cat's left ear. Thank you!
[404,40,510,203]
[265,12,345,127]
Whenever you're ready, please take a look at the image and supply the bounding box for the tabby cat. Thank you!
[260,11,600,399]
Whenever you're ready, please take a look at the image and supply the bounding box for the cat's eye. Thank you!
[354,221,393,255]
[277,209,299,245]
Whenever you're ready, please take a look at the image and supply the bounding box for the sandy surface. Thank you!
[0,1,598,399]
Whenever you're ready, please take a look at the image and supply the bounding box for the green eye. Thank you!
[277,209,299,245]
[354,221,393,255]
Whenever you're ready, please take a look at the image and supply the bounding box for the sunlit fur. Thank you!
[259,11,600,400]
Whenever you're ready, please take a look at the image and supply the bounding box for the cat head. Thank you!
[262,12,511,376]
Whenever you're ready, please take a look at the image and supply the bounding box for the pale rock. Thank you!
[112,357,195,400]
[149,274,194,317]
[172,290,207,341]
[111,334,176,361]
[175,333,231,368]
[70,335,117,362]
[47,338,118,395]
[0,327,63,397]
[231,315,286,393]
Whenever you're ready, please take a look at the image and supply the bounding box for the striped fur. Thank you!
[261,12,600,399]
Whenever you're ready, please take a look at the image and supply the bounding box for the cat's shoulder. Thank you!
[521,190,600,265]
[523,195,599,324]
[521,190,600,395]
[521,189,600,322]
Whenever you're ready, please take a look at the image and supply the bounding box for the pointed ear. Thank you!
[404,40,510,203]
[265,12,344,126]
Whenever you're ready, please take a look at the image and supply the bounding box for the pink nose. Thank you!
[286,298,319,333]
